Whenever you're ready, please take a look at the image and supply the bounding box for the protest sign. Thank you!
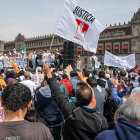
[104,51,135,69]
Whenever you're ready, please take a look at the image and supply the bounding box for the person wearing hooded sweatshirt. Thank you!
[61,74,72,96]
[55,75,69,99]
[95,89,140,140]
[35,76,64,140]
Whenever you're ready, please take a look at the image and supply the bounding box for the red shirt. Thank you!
[61,79,72,95]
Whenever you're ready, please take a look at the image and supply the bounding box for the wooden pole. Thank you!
[50,0,65,51]
[49,0,65,52]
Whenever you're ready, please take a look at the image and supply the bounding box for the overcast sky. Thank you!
[0,0,139,41]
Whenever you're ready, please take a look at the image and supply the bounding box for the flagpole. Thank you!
[49,0,65,52]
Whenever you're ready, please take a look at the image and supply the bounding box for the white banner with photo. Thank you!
[55,0,106,53]
[104,51,135,69]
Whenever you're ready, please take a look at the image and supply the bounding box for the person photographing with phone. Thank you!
[110,78,129,106]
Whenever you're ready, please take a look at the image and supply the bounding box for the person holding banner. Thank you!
[90,54,100,70]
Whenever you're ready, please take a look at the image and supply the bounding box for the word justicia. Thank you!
[73,6,95,24]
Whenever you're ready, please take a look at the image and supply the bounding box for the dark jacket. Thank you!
[47,78,108,140]
[35,86,64,127]
[104,97,118,129]
[104,97,117,123]
[95,118,140,140]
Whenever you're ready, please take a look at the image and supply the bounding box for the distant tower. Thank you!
[15,33,25,52]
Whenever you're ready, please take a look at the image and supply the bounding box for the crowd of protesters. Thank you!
[0,49,63,71]
[0,50,140,140]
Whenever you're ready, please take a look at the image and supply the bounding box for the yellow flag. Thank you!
[10,60,20,73]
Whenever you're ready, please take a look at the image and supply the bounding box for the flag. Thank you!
[133,65,140,74]
[21,44,26,53]
[10,60,20,73]
[104,51,135,69]
[55,0,106,53]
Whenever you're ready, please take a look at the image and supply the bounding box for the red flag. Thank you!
[133,65,140,74]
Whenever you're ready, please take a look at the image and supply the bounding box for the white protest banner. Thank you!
[104,51,135,69]
[55,0,106,53]
[0,61,3,69]
[3,57,27,69]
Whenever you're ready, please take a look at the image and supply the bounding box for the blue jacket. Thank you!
[35,86,64,127]
[94,118,140,140]
[111,87,129,106]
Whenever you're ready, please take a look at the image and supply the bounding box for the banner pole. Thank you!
[49,0,65,52]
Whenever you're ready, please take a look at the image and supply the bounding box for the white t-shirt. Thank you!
[20,80,36,96]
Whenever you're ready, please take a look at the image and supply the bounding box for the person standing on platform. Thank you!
[28,51,33,68]
[42,51,47,67]
[77,53,81,70]
[90,54,98,70]
[36,52,43,68]
[32,52,37,70]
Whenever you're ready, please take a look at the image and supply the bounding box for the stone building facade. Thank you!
[1,8,140,68]
[97,8,140,67]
